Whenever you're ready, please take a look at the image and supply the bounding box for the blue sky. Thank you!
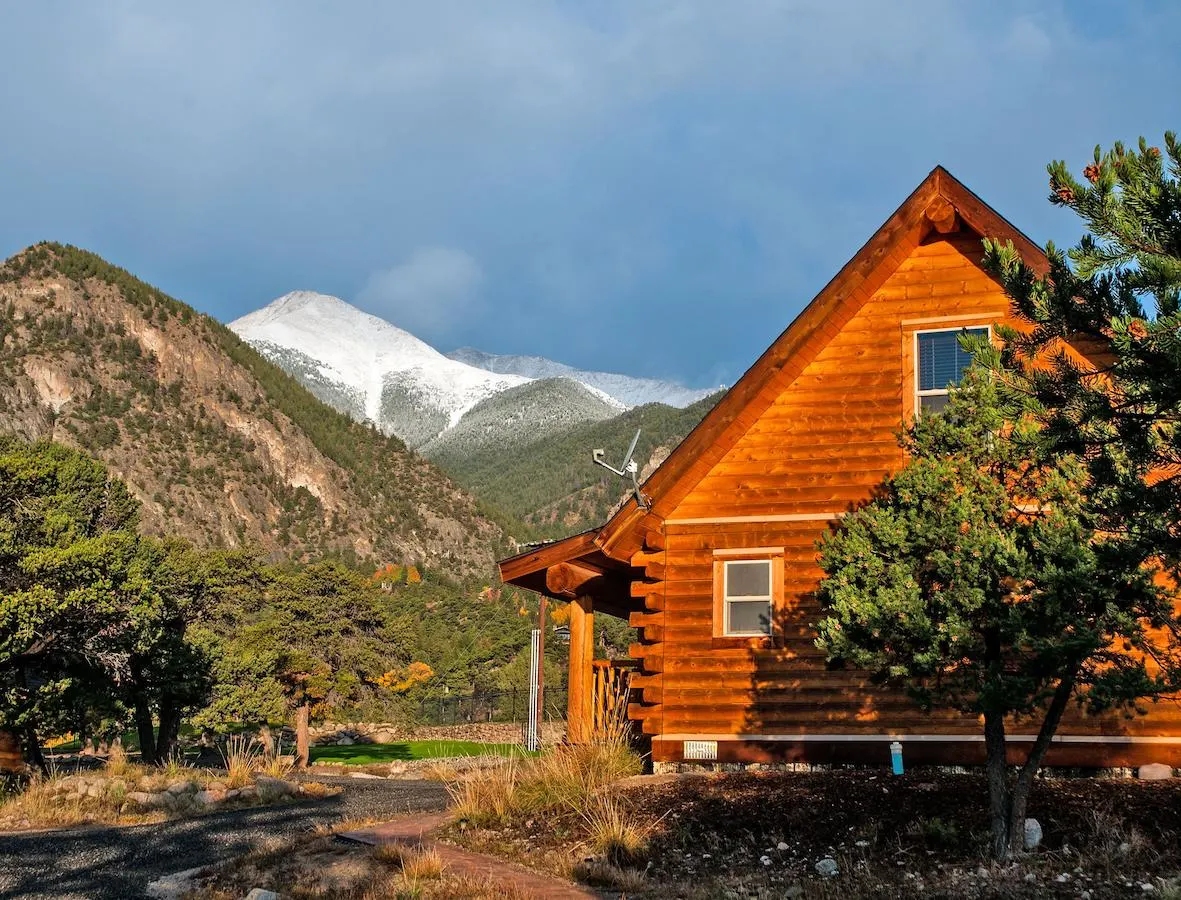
[2,2,1178,388]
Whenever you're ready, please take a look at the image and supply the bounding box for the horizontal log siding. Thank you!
[641,234,1181,762]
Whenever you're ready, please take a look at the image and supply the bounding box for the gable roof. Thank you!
[499,166,1051,598]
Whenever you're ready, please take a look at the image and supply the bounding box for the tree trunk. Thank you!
[1005,670,1079,856]
[295,702,310,769]
[155,697,182,765]
[133,695,157,766]
[23,724,47,775]
[983,708,1013,861]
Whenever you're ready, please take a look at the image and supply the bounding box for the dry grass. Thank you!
[0,772,165,830]
[447,731,642,828]
[300,781,337,799]
[579,794,655,866]
[105,742,132,777]
[571,859,650,894]
[221,734,258,789]
[421,761,458,783]
[374,843,446,881]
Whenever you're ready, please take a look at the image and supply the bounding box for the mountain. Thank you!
[438,391,723,538]
[447,347,715,409]
[0,244,509,576]
[230,292,528,448]
[421,377,623,461]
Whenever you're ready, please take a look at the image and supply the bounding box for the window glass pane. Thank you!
[726,560,770,597]
[917,328,987,391]
[728,599,772,635]
[919,393,950,413]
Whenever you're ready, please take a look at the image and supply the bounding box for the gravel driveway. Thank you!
[0,777,449,900]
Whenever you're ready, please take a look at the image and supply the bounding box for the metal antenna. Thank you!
[592,428,651,509]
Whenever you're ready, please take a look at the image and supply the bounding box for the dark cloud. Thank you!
[1,1,1178,384]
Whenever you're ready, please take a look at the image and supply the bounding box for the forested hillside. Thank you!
[0,243,510,575]
[435,392,722,538]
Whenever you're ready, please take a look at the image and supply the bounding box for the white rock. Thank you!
[815,857,839,877]
[144,867,207,899]
[1141,884,1155,893]
[1056,873,1071,882]
[855,840,870,848]
[1024,873,1038,883]
[245,891,280,900]
[1023,818,1043,851]
[760,855,772,867]
[1137,763,1173,781]
[776,841,789,851]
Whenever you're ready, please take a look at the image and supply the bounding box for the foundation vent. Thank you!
[684,740,719,761]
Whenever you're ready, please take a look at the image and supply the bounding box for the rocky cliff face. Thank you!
[0,244,509,575]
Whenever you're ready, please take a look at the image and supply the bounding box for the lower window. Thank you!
[722,558,773,636]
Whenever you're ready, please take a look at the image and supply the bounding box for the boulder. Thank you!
[245,889,280,900]
[1138,763,1173,781]
[194,789,227,807]
[815,857,839,877]
[255,776,296,797]
[1023,818,1043,851]
[144,866,208,899]
[166,780,194,795]
[337,736,355,746]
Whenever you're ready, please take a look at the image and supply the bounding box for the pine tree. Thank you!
[815,372,1181,860]
[981,133,1181,562]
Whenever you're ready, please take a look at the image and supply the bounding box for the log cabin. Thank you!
[499,167,1181,771]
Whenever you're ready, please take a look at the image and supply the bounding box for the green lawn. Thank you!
[309,740,531,766]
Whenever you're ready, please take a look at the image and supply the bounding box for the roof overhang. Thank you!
[498,530,638,618]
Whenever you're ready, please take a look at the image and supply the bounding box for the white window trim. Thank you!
[722,558,774,637]
[913,324,991,414]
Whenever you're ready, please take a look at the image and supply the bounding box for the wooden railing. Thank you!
[592,659,638,735]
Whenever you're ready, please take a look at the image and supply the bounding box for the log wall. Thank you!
[627,233,1181,766]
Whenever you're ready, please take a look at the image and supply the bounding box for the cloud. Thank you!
[356,247,484,340]
[0,2,1178,383]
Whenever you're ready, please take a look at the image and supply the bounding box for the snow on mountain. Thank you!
[421,377,622,461]
[230,292,527,447]
[446,347,715,409]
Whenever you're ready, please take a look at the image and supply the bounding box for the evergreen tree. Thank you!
[0,440,140,768]
[980,133,1181,563]
[814,373,1181,860]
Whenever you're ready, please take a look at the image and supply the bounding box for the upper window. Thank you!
[722,559,773,636]
[915,327,989,414]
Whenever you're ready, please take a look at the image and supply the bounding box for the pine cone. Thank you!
[1083,164,1100,184]
[1128,319,1149,340]
[1056,186,1076,203]
[1149,146,1162,158]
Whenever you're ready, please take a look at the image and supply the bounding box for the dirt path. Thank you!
[341,814,596,899]
[0,777,448,900]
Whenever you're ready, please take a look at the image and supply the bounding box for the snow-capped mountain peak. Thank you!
[446,347,714,409]
[231,292,527,445]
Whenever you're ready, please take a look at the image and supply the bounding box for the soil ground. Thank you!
[443,769,1181,898]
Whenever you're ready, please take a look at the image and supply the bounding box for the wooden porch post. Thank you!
[567,595,594,743]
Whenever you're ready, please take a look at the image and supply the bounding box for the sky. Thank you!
[1,2,1179,389]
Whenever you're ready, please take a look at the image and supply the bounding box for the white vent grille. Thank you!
[683,740,718,761]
